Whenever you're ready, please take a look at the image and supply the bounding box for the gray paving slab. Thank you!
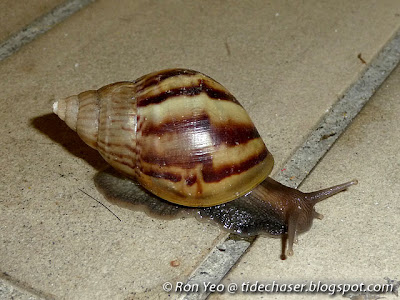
[0,1,400,299]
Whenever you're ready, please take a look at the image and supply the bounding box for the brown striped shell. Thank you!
[53,69,274,207]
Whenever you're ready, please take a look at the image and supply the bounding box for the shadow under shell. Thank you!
[94,168,287,237]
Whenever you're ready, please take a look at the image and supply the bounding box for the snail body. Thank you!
[53,68,357,257]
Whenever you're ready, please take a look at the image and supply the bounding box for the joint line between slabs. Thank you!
[0,0,95,62]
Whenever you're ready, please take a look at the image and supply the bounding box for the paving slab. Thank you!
[0,0,65,43]
[213,61,400,300]
[0,0,400,299]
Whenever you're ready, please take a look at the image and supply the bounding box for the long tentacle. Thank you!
[306,179,358,205]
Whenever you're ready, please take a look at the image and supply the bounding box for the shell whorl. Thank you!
[53,69,274,207]
[53,82,138,175]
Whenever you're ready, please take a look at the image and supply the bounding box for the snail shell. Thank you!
[53,69,273,207]
[53,68,357,257]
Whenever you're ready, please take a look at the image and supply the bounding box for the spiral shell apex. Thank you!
[53,69,274,207]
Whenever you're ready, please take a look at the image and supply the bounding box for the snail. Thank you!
[53,68,357,258]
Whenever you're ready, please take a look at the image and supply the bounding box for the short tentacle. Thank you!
[312,210,324,220]
[286,210,299,256]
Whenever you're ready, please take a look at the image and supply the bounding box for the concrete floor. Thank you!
[0,1,399,299]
